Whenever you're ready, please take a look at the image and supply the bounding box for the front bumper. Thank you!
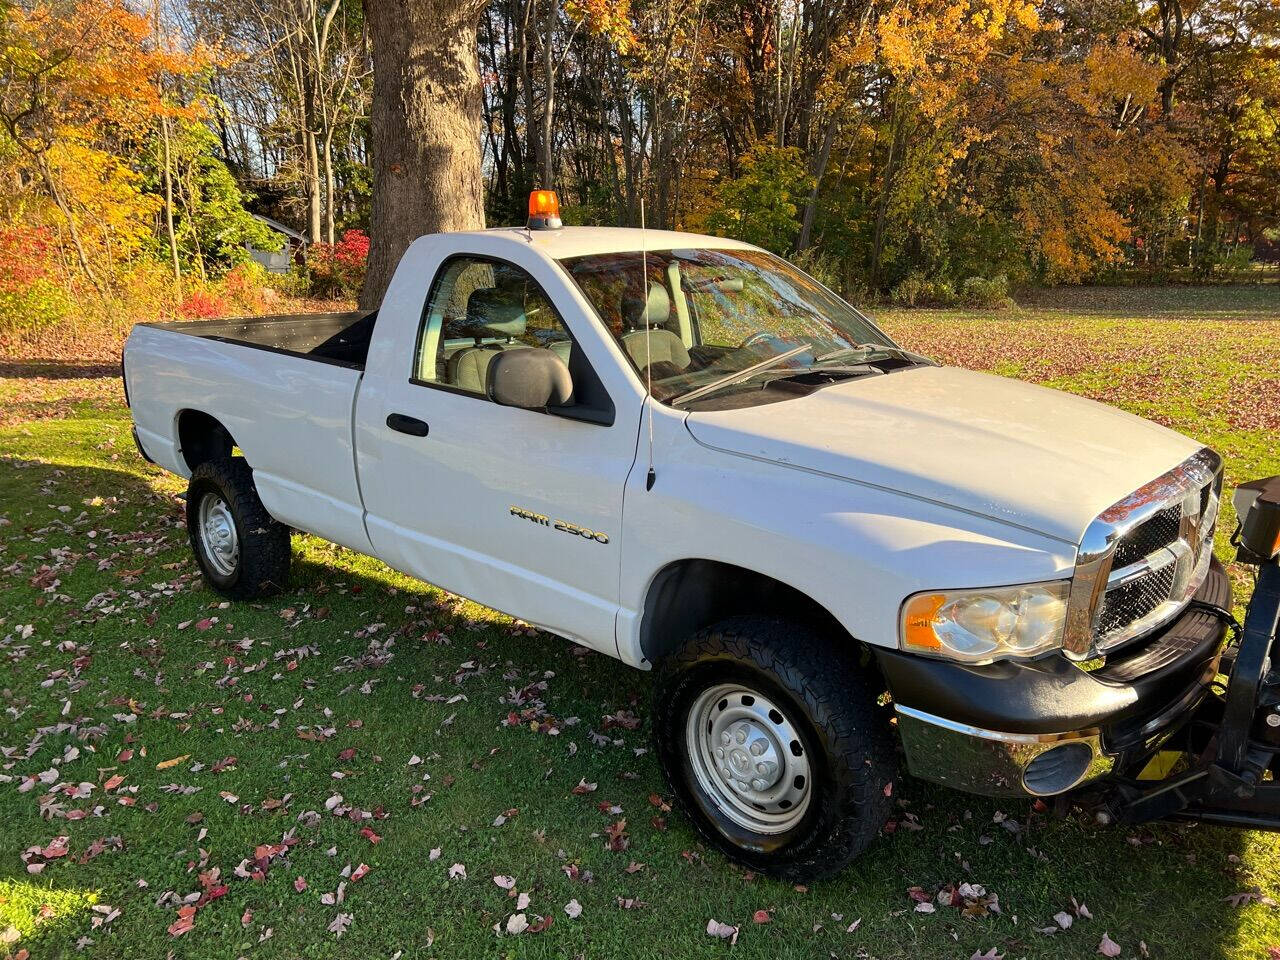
[876,557,1232,797]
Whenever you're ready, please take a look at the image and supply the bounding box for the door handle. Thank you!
[386,413,429,437]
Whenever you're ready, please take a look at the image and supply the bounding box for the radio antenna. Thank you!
[641,196,656,491]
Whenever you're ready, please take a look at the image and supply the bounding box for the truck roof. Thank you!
[462,225,756,259]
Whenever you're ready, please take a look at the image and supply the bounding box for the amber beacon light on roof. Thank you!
[527,190,562,230]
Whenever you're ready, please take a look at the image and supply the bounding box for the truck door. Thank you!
[353,245,638,656]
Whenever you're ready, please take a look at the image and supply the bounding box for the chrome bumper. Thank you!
[895,705,1115,797]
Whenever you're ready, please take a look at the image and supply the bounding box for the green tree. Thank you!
[706,145,814,255]
[142,120,280,278]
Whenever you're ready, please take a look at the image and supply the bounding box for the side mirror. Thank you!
[487,349,574,410]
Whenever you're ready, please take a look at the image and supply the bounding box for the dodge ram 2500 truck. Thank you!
[123,191,1250,879]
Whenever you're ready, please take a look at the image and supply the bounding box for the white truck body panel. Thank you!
[352,233,645,653]
[123,225,1203,670]
[611,400,1078,667]
[683,365,1201,546]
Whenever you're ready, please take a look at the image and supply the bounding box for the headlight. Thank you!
[900,581,1070,663]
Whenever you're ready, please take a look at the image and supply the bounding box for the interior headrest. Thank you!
[623,282,670,330]
[466,288,526,338]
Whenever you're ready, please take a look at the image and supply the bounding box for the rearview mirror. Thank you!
[487,349,574,410]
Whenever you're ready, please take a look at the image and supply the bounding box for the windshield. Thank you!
[560,247,917,407]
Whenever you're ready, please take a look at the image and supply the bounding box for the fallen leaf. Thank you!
[1226,887,1268,908]
[328,912,352,937]
[528,914,553,933]
[167,906,196,938]
[156,755,189,770]
[706,919,739,944]
[564,899,582,919]
[449,863,466,879]
[1098,933,1122,957]
[506,913,529,935]
[752,909,771,924]
[494,875,516,890]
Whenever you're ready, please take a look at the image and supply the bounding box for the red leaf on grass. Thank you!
[168,906,196,937]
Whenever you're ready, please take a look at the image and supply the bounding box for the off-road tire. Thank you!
[653,616,896,881]
[186,457,291,599]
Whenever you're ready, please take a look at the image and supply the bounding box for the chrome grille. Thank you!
[1111,505,1180,568]
[1095,560,1177,641]
[1064,448,1223,659]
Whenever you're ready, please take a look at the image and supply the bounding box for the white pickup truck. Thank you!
[123,194,1236,879]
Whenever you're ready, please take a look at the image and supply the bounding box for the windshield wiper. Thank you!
[670,344,813,407]
[815,343,932,366]
[814,344,874,363]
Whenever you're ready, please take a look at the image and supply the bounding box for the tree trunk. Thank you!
[159,112,182,291]
[795,111,837,253]
[361,0,488,309]
[539,0,557,188]
[36,153,100,292]
[519,0,540,192]
[307,128,323,243]
[323,127,337,245]
[869,105,904,288]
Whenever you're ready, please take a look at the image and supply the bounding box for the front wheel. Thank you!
[652,616,896,881]
[186,457,291,599]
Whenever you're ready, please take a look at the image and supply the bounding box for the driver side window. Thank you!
[416,257,575,396]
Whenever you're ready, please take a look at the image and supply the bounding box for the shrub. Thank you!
[789,247,843,292]
[890,272,956,308]
[0,279,71,338]
[180,288,230,319]
[219,261,282,315]
[308,229,369,299]
[958,274,1013,308]
[0,227,71,338]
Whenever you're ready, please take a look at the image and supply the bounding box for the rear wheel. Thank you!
[186,458,290,599]
[653,616,896,880]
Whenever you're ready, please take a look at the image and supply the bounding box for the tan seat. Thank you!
[619,283,690,372]
[447,289,531,393]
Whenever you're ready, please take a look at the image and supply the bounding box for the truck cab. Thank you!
[123,194,1236,879]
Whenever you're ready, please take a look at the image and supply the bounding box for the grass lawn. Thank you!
[1,284,1278,960]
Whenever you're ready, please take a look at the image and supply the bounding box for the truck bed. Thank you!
[124,314,375,556]
[146,310,378,368]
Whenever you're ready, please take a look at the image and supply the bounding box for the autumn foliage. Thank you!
[308,230,372,300]
[0,0,1278,357]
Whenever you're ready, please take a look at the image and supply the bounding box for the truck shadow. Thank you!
[0,452,1264,960]
[0,360,120,380]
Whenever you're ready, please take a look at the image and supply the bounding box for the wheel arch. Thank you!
[638,558,882,678]
[176,409,238,473]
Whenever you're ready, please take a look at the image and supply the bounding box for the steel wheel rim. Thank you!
[685,682,812,835]
[198,493,239,577]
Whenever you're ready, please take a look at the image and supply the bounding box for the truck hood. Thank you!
[683,365,1202,545]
